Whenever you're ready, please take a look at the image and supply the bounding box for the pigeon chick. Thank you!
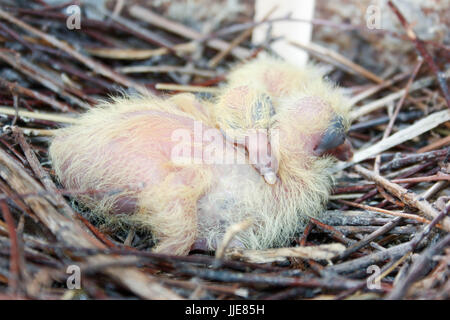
[49,59,352,256]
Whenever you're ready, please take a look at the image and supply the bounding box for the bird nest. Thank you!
[0,0,448,300]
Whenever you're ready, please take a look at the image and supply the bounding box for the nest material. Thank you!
[0,0,448,300]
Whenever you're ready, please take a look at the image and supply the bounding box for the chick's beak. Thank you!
[314,115,353,161]
[326,138,353,161]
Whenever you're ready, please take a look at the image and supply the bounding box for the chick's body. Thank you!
[49,58,350,255]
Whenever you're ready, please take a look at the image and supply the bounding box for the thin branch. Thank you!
[388,0,450,108]
[0,8,148,95]
[354,165,450,232]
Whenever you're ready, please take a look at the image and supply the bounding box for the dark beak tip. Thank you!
[332,139,353,161]
[315,138,353,161]
[336,148,353,161]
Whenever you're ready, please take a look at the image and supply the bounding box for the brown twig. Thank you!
[127,5,251,60]
[208,5,277,68]
[387,0,450,108]
[338,200,442,229]
[354,165,450,232]
[0,51,90,110]
[417,136,450,153]
[380,148,448,171]
[337,216,403,261]
[291,41,383,83]
[0,147,181,299]
[0,77,70,113]
[388,232,450,299]
[0,200,22,293]
[382,58,424,139]
[0,8,148,95]
[310,217,353,245]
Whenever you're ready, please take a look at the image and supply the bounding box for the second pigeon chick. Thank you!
[213,57,353,183]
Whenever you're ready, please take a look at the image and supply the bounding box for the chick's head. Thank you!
[274,74,352,159]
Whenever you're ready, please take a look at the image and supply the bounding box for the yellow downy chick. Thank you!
[49,57,352,256]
